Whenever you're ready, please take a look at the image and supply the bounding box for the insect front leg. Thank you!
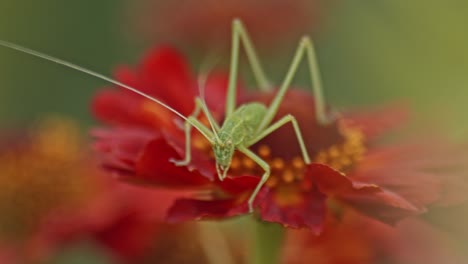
[249,114,311,164]
[171,98,215,166]
[238,146,271,213]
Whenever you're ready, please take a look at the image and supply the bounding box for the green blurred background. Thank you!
[0,0,126,128]
[0,0,467,262]
[1,1,467,136]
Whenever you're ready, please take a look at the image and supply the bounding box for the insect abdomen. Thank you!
[220,103,267,145]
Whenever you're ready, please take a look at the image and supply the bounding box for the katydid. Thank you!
[0,19,332,213]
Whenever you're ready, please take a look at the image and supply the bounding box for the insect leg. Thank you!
[195,98,220,133]
[226,19,271,116]
[257,37,330,133]
[249,114,311,164]
[171,101,202,166]
[302,37,329,125]
[172,99,214,166]
[233,19,271,91]
[238,146,271,213]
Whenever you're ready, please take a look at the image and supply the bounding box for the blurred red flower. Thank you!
[282,210,464,264]
[0,117,210,263]
[92,46,468,233]
[127,0,319,51]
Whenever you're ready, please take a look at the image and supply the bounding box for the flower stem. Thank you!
[251,219,285,264]
[198,222,235,264]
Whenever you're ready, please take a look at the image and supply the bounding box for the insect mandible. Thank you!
[0,19,332,213]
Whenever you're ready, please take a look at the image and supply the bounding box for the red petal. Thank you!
[91,187,184,260]
[309,164,422,224]
[351,144,468,208]
[282,211,464,264]
[166,198,249,222]
[216,175,262,195]
[113,66,139,94]
[343,105,408,140]
[0,246,16,264]
[135,138,213,187]
[92,88,183,133]
[92,89,150,127]
[258,186,326,233]
[166,176,267,222]
[137,46,196,116]
[92,128,155,173]
[282,211,388,264]
[29,183,177,261]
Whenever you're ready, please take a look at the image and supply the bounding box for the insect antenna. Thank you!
[0,39,213,140]
[197,55,221,141]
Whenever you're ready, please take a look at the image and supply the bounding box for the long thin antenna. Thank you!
[198,73,220,139]
[197,54,221,139]
[0,39,212,139]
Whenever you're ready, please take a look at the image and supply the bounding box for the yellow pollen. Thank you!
[328,146,340,158]
[314,155,327,164]
[242,157,256,170]
[295,171,305,180]
[340,157,351,167]
[230,157,241,169]
[258,145,271,158]
[266,176,278,188]
[329,161,342,171]
[312,123,366,173]
[342,145,356,155]
[291,156,305,169]
[282,169,295,183]
[273,185,303,206]
[355,146,365,155]
[271,158,285,170]
[141,101,173,127]
[193,138,208,150]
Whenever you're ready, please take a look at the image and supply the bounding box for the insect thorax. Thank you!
[219,102,267,146]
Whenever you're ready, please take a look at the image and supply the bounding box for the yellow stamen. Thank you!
[242,157,256,170]
[258,145,271,158]
[230,157,241,170]
[271,158,285,170]
[328,146,340,158]
[291,156,305,169]
[266,176,278,188]
[282,169,295,183]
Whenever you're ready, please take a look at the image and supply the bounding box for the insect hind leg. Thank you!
[257,37,331,134]
[226,19,271,117]
[302,37,330,125]
[238,146,271,213]
[249,114,311,164]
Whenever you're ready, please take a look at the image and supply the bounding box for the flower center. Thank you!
[193,120,366,187]
[313,123,365,173]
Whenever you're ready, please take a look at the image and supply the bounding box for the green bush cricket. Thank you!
[0,19,332,213]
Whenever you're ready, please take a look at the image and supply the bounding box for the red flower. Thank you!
[282,210,464,264]
[127,0,318,51]
[92,46,467,233]
[0,117,206,263]
[93,46,265,218]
